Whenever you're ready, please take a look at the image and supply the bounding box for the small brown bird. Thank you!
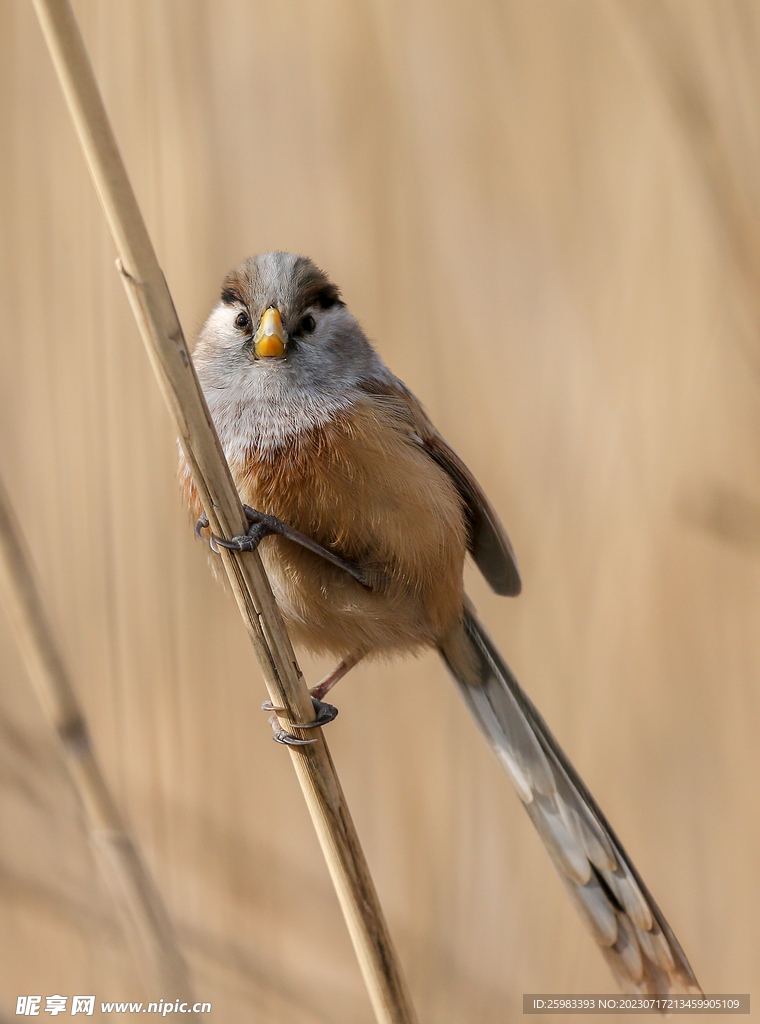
[183,252,700,996]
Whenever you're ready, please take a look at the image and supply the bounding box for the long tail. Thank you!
[439,602,701,996]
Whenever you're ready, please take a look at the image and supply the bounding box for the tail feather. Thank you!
[439,602,701,996]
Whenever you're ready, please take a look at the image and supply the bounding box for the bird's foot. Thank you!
[262,696,339,746]
[196,505,371,588]
[203,507,282,554]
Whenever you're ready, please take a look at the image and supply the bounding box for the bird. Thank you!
[182,251,701,996]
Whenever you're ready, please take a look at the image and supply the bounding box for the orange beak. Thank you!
[253,307,287,358]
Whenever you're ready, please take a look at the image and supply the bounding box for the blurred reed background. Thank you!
[1,1,759,1021]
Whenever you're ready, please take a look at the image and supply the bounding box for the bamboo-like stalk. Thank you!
[29,2,418,1022]
[0,475,195,1003]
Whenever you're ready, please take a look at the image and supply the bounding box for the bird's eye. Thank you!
[298,314,316,335]
[234,311,251,331]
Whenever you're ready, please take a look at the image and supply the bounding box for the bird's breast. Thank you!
[225,398,469,657]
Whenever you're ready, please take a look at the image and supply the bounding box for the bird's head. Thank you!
[193,252,382,395]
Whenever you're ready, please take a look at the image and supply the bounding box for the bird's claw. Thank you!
[194,514,209,540]
[263,696,339,745]
[268,716,318,746]
[195,514,222,552]
[195,509,273,555]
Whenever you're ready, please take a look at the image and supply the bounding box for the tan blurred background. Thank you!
[1,0,759,1020]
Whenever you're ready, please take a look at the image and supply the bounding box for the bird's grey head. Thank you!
[193,252,390,450]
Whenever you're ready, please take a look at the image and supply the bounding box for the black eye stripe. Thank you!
[221,287,244,305]
[316,285,343,309]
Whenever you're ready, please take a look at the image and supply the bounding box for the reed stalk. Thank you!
[0,475,195,1004]
[30,2,418,1021]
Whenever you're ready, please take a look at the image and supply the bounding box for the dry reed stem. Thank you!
[0,475,195,1004]
[29,2,418,1022]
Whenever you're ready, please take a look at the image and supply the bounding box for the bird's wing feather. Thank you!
[360,376,521,595]
[440,604,702,997]
[422,432,522,596]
